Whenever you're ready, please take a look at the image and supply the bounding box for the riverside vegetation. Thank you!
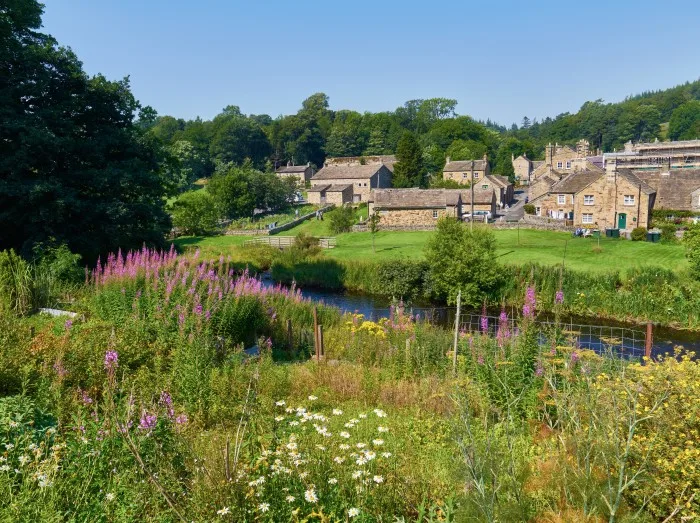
[0,242,699,522]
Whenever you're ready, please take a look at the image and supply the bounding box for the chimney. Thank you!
[511,153,515,162]
[287,160,291,167]
[483,153,488,162]
[445,156,451,165]
[605,156,617,181]
[307,161,311,167]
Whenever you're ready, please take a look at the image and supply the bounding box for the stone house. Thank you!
[515,140,602,184]
[368,189,462,228]
[512,154,544,183]
[310,163,392,202]
[306,184,353,205]
[529,168,656,230]
[476,175,514,207]
[631,168,700,214]
[443,156,490,184]
[275,162,314,184]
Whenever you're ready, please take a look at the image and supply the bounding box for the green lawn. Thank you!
[173,228,688,274]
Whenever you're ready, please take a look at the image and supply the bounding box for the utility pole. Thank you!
[470,175,475,232]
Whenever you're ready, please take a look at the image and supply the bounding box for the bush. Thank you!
[684,223,700,280]
[171,190,219,236]
[630,226,647,241]
[523,203,536,215]
[0,249,33,315]
[328,205,355,234]
[658,222,677,243]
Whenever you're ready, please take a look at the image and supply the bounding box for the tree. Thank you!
[0,1,169,262]
[393,132,426,188]
[668,101,700,140]
[209,114,271,168]
[424,218,501,305]
[328,205,355,234]
[368,210,381,254]
[170,190,219,236]
[683,223,700,280]
[445,139,488,161]
[164,140,209,193]
[207,167,254,219]
[521,116,531,129]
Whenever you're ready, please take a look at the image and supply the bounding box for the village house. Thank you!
[514,140,603,184]
[368,189,461,228]
[605,138,700,170]
[443,155,490,184]
[275,162,314,184]
[368,187,496,228]
[324,155,397,173]
[310,162,392,203]
[475,174,514,207]
[630,166,700,214]
[306,184,354,205]
[529,163,656,230]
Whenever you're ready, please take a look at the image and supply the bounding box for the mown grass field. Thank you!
[174,227,688,274]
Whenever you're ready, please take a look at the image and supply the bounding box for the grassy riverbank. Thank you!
[1,246,698,521]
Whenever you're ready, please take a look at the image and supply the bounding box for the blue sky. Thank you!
[42,0,700,126]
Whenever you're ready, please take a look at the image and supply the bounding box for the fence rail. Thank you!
[244,236,336,249]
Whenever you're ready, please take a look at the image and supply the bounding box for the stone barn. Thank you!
[368,189,461,228]
[275,162,314,184]
[311,163,392,202]
[306,184,353,205]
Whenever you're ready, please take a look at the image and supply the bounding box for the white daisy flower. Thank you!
[340,431,350,439]
[381,452,392,458]
[275,400,286,406]
[348,507,360,517]
[377,426,389,433]
[373,475,384,484]
[308,395,318,401]
[217,507,230,515]
[286,495,295,502]
[258,503,270,512]
[304,487,318,503]
[332,409,343,415]
[373,409,387,418]
[333,456,345,464]
[328,477,338,484]
[105,493,115,502]
[372,439,384,446]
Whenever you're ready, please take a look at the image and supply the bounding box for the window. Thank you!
[473,172,480,179]
[463,172,468,179]
[584,195,594,205]
[432,209,439,218]
[557,194,566,205]
[557,161,563,169]
[624,195,635,205]
[536,206,541,216]
[566,161,572,169]
[482,184,488,189]
[582,213,593,224]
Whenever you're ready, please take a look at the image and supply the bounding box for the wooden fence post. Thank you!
[318,325,324,359]
[313,307,319,361]
[453,290,461,376]
[645,322,653,360]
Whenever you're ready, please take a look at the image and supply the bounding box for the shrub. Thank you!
[328,205,355,234]
[523,203,536,215]
[630,226,647,241]
[684,223,700,279]
[658,222,677,243]
[170,190,219,236]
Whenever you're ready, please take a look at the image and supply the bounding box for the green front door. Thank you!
[618,213,627,229]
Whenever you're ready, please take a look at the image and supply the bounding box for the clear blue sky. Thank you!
[41,0,700,126]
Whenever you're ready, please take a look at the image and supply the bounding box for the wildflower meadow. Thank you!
[0,246,698,521]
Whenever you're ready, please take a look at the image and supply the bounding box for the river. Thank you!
[261,274,700,358]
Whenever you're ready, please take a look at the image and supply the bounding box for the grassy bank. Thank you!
[175,228,688,274]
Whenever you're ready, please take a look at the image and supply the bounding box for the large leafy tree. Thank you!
[425,218,501,305]
[392,132,426,188]
[668,101,700,141]
[0,0,169,261]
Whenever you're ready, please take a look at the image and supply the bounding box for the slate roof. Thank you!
[486,175,511,187]
[615,170,656,195]
[312,164,387,181]
[444,160,489,172]
[550,170,602,194]
[454,187,496,204]
[532,161,545,169]
[276,165,309,174]
[629,169,700,210]
[372,189,461,209]
[307,184,330,193]
[326,184,353,192]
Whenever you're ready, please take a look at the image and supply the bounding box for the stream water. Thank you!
[261,274,700,358]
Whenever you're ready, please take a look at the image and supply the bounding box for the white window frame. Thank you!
[432,209,439,219]
[557,161,563,169]
[624,194,635,206]
[535,206,541,216]
[582,213,593,224]
[557,194,566,205]
[566,160,572,169]
[473,172,480,179]
[583,195,594,205]
[462,172,468,179]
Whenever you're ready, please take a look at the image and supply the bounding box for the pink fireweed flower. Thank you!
[104,350,118,373]
[555,289,564,304]
[64,319,72,331]
[570,351,580,364]
[159,391,175,419]
[175,414,188,425]
[80,389,93,405]
[139,411,157,430]
[523,286,537,319]
[53,360,67,378]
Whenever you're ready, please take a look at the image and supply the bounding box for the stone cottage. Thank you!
[306,184,353,205]
[310,163,392,202]
[630,167,700,214]
[443,155,490,185]
[514,140,602,184]
[275,162,314,184]
[457,187,498,219]
[529,166,656,230]
[477,175,514,207]
[368,189,461,228]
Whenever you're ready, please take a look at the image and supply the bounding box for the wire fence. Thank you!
[459,312,648,360]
